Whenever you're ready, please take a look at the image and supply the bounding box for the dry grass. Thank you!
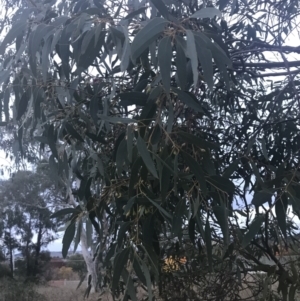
[38,285,100,301]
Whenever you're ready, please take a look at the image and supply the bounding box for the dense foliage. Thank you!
[1,0,300,299]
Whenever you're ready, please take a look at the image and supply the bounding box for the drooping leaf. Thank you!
[194,38,213,90]
[123,7,147,20]
[191,7,222,19]
[116,138,128,174]
[127,125,134,163]
[74,219,82,253]
[121,268,137,301]
[131,18,168,62]
[223,159,240,178]
[213,205,229,246]
[242,214,265,248]
[178,131,218,149]
[172,198,185,236]
[259,138,269,161]
[17,90,30,121]
[205,218,213,271]
[86,218,93,248]
[175,39,187,90]
[252,190,273,207]
[158,36,172,95]
[145,196,172,220]
[183,153,208,195]
[65,122,84,143]
[112,248,130,290]
[188,217,196,244]
[172,88,204,113]
[150,0,170,19]
[0,12,30,55]
[98,115,135,124]
[119,92,148,107]
[140,259,153,301]
[62,221,76,258]
[42,36,52,83]
[137,135,158,178]
[133,254,147,286]
[186,30,198,89]
[207,175,235,194]
[275,195,288,238]
[120,24,131,72]
[50,208,80,219]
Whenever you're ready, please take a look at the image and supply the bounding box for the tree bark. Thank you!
[67,186,99,293]
[80,229,99,293]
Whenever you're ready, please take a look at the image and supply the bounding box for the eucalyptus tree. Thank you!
[0,0,300,299]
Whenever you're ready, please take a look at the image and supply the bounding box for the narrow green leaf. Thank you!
[183,153,208,195]
[86,218,93,248]
[186,30,198,89]
[145,196,172,220]
[188,217,196,244]
[252,190,273,207]
[131,18,168,62]
[62,221,76,258]
[98,115,135,124]
[117,222,130,248]
[158,36,172,95]
[42,36,52,83]
[176,39,187,90]
[119,92,148,107]
[223,159,240,178]
[242,215,265,248]
[207,175,235,194]
[205,218,213,271]
[137,135,158,178]
[121,24,131,71]
[123,7,147,20]
[73,219,82,253]
[116,139,128,174]
[150,0,169,19]
[178,131,218,149]
[121,268,137,301]
[160,157,172,201]
[289,284,297,301]
[65,122,84,143]
[191,7,222,19]
[213,205,229,246]
[172,88,204,113]
[17,90,30,121]
[260,138,269,161]
[4,87,10,122]
[0,16,28,55]
[140,259,153,301]
[194,39,213,90]
[127,125,134,163]
[250,161,263,185]
[133,255,147,286]
[172,198,185,236]
[50,208,79,219]
[275,195,288,238]
[112,248,130,290]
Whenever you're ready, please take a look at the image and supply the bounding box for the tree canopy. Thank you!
[1,0,300,299]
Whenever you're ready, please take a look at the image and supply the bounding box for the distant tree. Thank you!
[0,167,64,279]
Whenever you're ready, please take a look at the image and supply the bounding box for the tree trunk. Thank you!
[80,230,99,293]
[67,186,99,293]
[9,235,13,277]
[33,222,42,277]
